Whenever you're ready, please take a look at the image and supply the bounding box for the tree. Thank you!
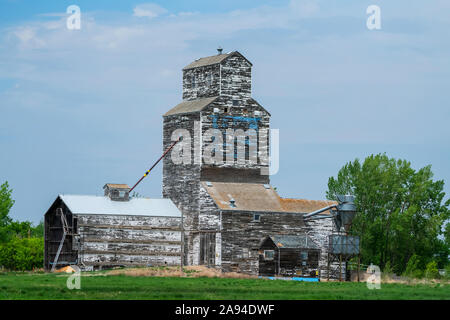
[327,154,449,275]
[424,261,440,279]
[0,181,46,270]
[0,237,44,271]
[0,181,15,242]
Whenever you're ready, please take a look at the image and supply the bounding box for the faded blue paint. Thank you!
[207,115,260,159]
[209,115,261,130]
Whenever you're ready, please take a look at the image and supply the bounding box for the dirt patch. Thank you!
[106,266,256,279]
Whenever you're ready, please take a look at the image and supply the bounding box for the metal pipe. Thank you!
[304,214,334,220]
[129,138,180,193]
[303,204,337,218]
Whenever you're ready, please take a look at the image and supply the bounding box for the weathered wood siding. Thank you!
[258,238,320,277]
[200,95,270,174]
[183,64,221,101]
[221,210,308,275]
[162,112,202,265]
[76,214,181,268]
[219,54,252,100]
[305,218,345,279]
[44,199,77,270]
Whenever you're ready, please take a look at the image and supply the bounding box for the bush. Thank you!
[403,254,424,278]
[381,261,394,280]
[0,237,44,271]
[424,261,440,279]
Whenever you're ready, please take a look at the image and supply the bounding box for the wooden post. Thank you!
[180,211,184,275]
[327,253,330,281]
[277,247,281,276]
[339,254,342,282]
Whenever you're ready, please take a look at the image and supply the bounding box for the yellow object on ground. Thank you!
[55,266,76,273]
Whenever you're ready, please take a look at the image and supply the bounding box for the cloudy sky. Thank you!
[1,0,449,223]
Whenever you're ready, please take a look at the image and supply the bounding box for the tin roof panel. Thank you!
[59,195,181,217]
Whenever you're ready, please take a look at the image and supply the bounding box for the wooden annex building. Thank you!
[44,184,182,271]
[259,235,320,277]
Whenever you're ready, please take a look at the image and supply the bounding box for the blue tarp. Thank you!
[261,276,320,282]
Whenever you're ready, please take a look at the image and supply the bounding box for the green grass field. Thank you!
[0,272,449,300]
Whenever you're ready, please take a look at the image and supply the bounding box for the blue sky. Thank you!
[0,0,449,223]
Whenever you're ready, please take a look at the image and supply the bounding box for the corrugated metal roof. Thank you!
[269,235,320,250]
[202,181,336,214]
[59,195,181,217]
[164,96,219,116]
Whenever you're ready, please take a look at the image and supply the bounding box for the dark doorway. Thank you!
[200,233,216,266]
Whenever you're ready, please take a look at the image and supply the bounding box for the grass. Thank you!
[0,270,449,300]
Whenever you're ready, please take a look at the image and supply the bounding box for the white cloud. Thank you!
[133,3,168,19]
[14,27,35,42]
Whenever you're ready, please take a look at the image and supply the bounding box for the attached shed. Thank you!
[44,184,182,271]
[259,235,320,277]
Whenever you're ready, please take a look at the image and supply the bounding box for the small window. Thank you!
[253,214,261,222]
[206,73,213,86]
[224,107,228,113]
[119,191,126,197]
[300,251,308,260]
[264,250,274,260]
[232,100,239,106]
[192,76,197,88]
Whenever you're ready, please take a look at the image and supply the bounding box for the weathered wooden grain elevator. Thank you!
[162,49,347,278]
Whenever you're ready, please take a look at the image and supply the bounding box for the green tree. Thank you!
[404,254,423,278]
[0,237,44,271]
[327,154,449,275]
[0,181,45,270]
[0,181,15,242]
[424,261,440,279]
[31,220,44,238]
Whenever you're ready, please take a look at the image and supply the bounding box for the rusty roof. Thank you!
[164,96,219,116]
[103,183,130,189]
[279,198,337,214]
[202,181,336,213]
[182,51,252,70]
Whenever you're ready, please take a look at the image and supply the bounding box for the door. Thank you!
[200,233,216,266]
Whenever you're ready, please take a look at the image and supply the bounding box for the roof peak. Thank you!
[182,50,252,70]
